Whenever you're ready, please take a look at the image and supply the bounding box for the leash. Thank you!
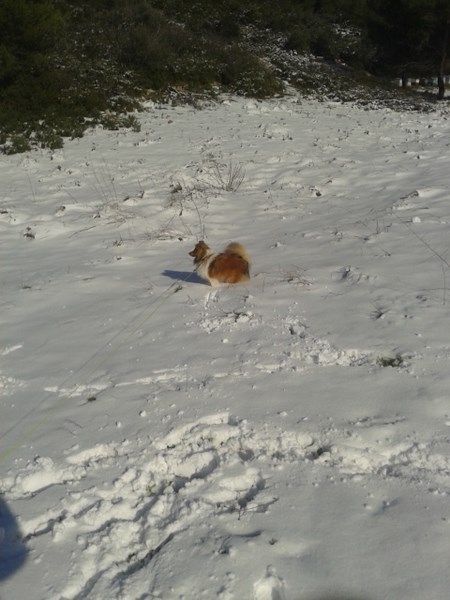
[0,269,197,465]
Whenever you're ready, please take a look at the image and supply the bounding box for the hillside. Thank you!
[1,0,448,153]
[1,92,450,599]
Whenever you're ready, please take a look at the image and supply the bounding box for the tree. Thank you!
[368,1,433,80]
[368,0,450,98]
[0,0,64,86]
[429,0,450,98]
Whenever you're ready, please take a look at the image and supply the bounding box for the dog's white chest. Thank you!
[196,254,215,283]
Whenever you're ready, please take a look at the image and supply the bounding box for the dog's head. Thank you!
[189,240,210,262]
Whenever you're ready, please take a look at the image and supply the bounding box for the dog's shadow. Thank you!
[162,270,207,285]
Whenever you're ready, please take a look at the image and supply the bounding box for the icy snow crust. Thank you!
[1,95,450,599]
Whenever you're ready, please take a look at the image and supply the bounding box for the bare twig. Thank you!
[203,159,246,192]
[391,210,449,305]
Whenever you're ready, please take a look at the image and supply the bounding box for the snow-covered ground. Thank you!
[1,94,449,600]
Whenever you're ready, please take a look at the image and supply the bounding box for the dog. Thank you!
[189,240,250,286]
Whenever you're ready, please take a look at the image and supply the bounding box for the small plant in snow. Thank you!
[146,483,156,496]
[376,353,404,368]
[166,178,208,240]
[23,227,35,240]
[281,266,312,286]
[206,159,246,192]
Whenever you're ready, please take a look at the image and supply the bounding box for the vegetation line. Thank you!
[1,1,449,153]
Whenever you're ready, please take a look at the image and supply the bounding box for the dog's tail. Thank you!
[225,242,251,264]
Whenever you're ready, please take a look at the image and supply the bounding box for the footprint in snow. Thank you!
[253,565,286,600]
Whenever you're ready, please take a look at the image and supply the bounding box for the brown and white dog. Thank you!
[189,241,250,286]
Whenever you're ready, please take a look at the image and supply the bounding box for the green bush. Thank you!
[285,25,312,53]
[217,14,241,39]
[34,127,64,150]
[0,45,17,83]
[120,23,173,86]
[2,134,31,155]
[310,24,341,60]
[0,0,64,53]
[220,47,283,98]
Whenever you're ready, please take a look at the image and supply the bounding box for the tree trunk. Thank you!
[401,72,408,88]
[438,17,449,99]
[438,73,445,98]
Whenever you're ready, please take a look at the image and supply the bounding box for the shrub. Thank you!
[99,112,141,132]
[310,24,341,60]
[220,47,283,98]
[0,0,64,53]
[285,25,311,53]
[0,45,17,83]
[120,23,173,87]
[34,127,64,150]
[217,14,241,39]
[377,354,404,368]
[2,134,31,155]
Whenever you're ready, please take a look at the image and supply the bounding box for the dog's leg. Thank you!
[204,290,213,308]
[204,289,219,308]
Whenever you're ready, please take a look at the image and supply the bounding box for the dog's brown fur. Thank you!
[189,241,250,285]
[189,240,209,263]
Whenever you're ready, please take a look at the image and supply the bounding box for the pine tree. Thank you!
[368,0,450,97]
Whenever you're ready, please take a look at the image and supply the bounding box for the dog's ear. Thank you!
[189,240,209,259]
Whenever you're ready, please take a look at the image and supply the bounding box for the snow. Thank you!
[1,93,450,599]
